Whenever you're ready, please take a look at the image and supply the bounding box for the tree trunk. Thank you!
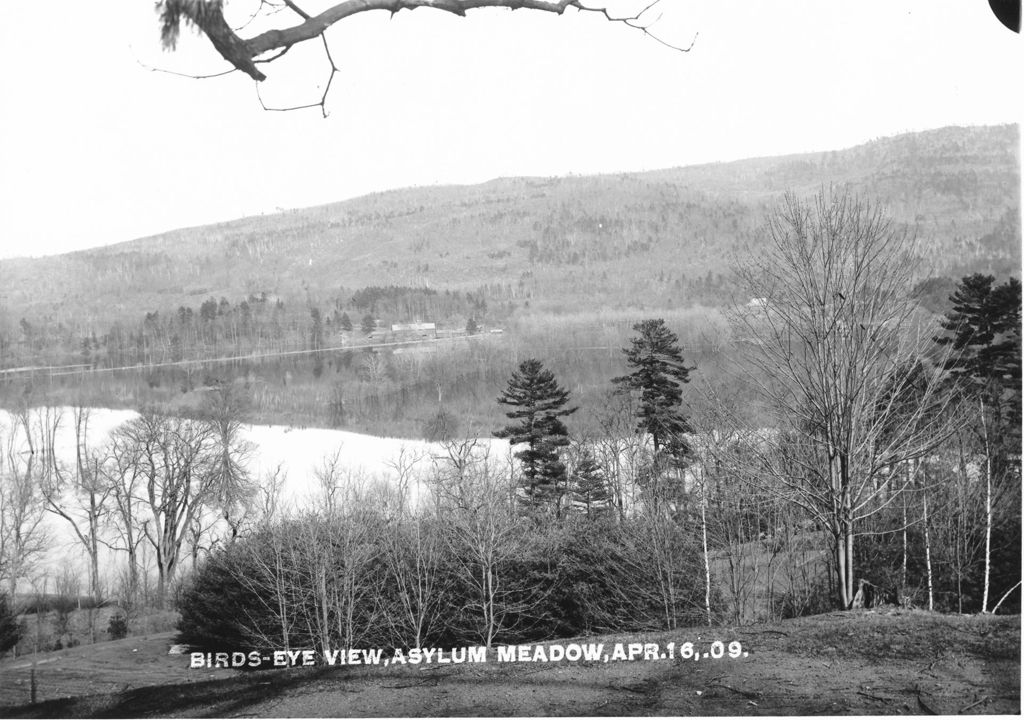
[156,572,166,610]
[127,546,140,607]
[834,530,849,609]
[901,491,908,590]
[845,526,855,609]
[924,489,933,611]
[982,452,992,613]
[980,398,992,614]
[699,487,712,626]
[834,520,856,609]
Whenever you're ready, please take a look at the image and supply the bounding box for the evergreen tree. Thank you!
[310,307,323,350]
[938,275,1021,388]
[936,274,1022,613]
[361,314,376,335]
[612,319,694,455]
[936,274,1022,465]
[495,359,577,515]
[571,446,610,518]
[466,317,479,335]
[339,312,353,332]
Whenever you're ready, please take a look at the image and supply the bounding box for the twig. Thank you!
[255,30,338,117]
[134,56,237,80]
[959,697,988,713]
[572,1,697,53]
[233,0,284,32]
[857,690,890,702]
[382,678,436,689]
[283,0,312,19]
[707,682,759,699]
[255,46,293,64]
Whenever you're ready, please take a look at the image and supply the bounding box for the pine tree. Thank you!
[935,274,1022,613]
[339,312,353,332]
[936,274,1022,465]
[571,446,610,518]
[938,276,1021,386]
[466,317,479,335]
[495,359,577,515]
[361,314,376,335]
[612,319,694,455]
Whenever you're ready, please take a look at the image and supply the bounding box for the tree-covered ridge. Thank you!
[0,124,1017,332]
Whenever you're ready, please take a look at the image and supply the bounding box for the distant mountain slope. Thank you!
[1,124,1018,326]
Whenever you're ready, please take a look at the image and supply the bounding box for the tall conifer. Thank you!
[495,359,577,514]
[613,319,694,455]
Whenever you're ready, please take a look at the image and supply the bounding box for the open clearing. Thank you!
[0,610,1018,717]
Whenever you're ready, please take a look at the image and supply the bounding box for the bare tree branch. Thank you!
[256,31,339,116]
[158,0,691,85]
[136,56,238,80]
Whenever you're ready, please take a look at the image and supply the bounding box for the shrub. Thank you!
[108,613,129,640]
[0,593,21,654]
[177,510,712,655]
[177,541,266,651]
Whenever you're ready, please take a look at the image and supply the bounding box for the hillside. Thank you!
[1,124,1018,327]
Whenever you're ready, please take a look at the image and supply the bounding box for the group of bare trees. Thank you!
[0,382,264,638]
[178,433,712,653]
[729,190,961,608]
[705,188,1020,615]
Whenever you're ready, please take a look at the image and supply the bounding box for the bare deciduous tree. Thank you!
[40,407,111,614]
[734,188,960,609]
[0,410,49,598]
[111,411,224,606]
[102,429,149,608]
[203,381,257,542]
[591,389,645,521]
[380,495,449,647]
[429,441,534,647]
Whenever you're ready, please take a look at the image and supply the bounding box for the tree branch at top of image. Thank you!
[155,0,695,113]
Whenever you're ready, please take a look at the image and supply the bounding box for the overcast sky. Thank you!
[0,1,1020,260]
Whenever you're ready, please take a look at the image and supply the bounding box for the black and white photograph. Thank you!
[0,1,1020,717]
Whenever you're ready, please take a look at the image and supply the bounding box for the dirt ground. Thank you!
[0,610,1018,717]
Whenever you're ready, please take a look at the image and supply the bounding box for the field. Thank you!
[0,611,1018,717]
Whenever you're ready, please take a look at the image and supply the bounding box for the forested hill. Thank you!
[1,124,1019,328]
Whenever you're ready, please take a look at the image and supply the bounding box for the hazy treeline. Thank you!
[1,306,745,438]
[0,283,514,373]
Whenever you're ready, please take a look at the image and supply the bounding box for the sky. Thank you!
[0,0,1020,260]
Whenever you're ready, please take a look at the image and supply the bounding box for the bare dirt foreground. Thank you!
[0,611,1018,718]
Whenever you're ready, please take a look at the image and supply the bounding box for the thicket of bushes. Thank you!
[178,508,712,653]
